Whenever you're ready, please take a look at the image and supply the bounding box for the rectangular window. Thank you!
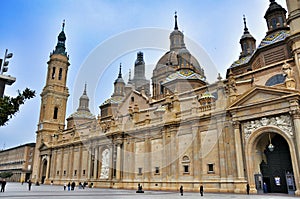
[184,165,189,173]
[155,167,160,174]
[83,170,86,176]
[74,170,77,176]
[208,163,214,174]
[63,170,66,176]
[56,170,59,175]
[138,168,143,175]
[52,67,56,79]
[53,107,58,119]
[58,68,63,80]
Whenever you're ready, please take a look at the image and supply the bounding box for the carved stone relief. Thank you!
[100,148,110,179]
[243,114,293,140]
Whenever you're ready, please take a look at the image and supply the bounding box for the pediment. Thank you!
[39,142,50,151]
[229,85,299,109]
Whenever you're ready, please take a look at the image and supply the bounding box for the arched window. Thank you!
[160,82,164,95]
[51,67,56,79]
[53,107,58,119]
[58,68,63,80]
[182,155,190,174]
[265,74,285,86]
[271,18,277,29]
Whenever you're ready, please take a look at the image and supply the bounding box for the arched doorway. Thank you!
[41,159,47,184]
[259,133,293,193]
[248,131,295,194]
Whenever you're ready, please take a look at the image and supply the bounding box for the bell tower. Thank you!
[286,0,300,73]
[32,21,70,183]
[38,20,69,138]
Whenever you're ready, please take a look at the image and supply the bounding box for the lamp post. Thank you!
[0,49,16,97]
[268,133,275,152]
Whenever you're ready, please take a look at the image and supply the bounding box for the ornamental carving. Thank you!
[243,115,293,140]
[100,149,110,179]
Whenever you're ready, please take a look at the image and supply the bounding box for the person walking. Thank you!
[200,185,204,196]
[28,180,32,191]
[1,179,6,192]
[71,181,75,191]
[64,182,67,191]
[67,182,71,191]
[246,183,250,195]
[180,185,183,196]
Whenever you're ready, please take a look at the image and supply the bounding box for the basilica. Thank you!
[32,0,300,195]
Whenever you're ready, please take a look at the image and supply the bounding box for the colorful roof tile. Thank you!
[258,30,290,49]
[101,96,124,105]
[230,55,252,68]
[163,69,206,84]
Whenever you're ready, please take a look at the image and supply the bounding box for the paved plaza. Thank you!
[0,183,299,199]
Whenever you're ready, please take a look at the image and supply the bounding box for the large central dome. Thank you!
[151,13,206,100]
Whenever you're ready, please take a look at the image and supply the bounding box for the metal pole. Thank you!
[1,49,8,74]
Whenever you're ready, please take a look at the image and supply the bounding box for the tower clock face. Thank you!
[39,123,43,130]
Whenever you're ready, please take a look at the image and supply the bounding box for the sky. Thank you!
[0,0,287,149]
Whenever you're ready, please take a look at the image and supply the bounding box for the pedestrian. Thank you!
[263,182,268,193]
[200,185,204,196]
[180,185,183,196]
[246,183,250,195]
[64,182,67,191]
[71,181,75,191]
[67,182,71,191]
[1,179,6,192]
[28,180,32,191]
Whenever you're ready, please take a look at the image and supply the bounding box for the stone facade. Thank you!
[32,0,300,195]
[0,143,35,182]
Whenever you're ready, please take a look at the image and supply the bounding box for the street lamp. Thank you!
[268,133,275,152]
[0,49,16,97]
[0,49,13,74]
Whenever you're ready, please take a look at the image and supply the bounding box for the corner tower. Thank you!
[239,15,256,58]
[131,52,150,96]
[286,0,300,73]
[32,21,70,183]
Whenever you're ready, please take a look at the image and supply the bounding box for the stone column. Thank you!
[70,146,74,179]
[144,135,151,185]
[93,147,98,180]
[292,110,300,154]
[60,148,64,179]
[116,143,122,180]
[233,121,244,179]
[45,156,50,180]
[217,118,228,192]
[192,124,201,182]
[291,109,300,195]
[87,147,92,179]
[78,145,83,179]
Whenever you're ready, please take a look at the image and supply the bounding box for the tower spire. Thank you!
[174,11,178,30]
[118,63,122,78]
[62,19,65,31]
[52,20,67,56]
[83,82,87,95]
[243,15,249,34]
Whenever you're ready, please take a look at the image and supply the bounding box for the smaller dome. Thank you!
[114,77,125,84]
[68,110,95,120]
[264,0,286,19]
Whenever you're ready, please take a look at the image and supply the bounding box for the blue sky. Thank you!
[0,0,287,149]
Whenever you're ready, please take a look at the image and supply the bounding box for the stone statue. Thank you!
[100,149,110,179]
